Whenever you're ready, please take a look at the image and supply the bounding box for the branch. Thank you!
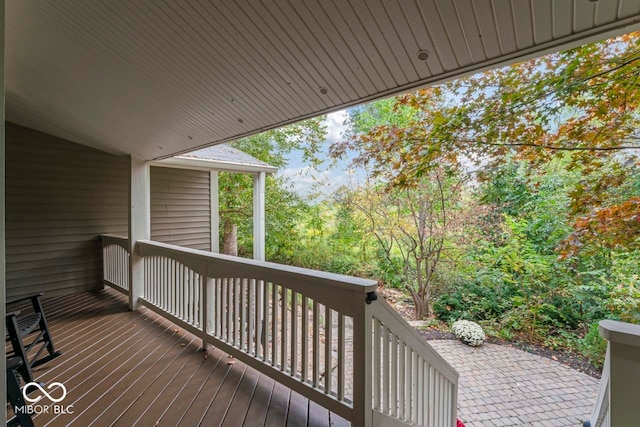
[401,135,640,153]
[489,54,640,115]
[219,209,252,218]
[472,140,640,152]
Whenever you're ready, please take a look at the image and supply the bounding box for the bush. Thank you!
[578,322,607,368]
[452,320,486,347]
[433,275,516,323]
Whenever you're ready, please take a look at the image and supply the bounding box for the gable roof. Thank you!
[183,144,273,169]
[153,143,277,174]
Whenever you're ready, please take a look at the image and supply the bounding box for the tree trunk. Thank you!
[423,280,431,318]
[408,287,428,320]
[222,221,238,256]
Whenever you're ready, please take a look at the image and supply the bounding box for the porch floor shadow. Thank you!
[19,287,350,427]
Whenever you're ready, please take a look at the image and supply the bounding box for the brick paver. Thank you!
[429,340,599,427]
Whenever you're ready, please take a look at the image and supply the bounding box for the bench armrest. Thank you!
[6,310,22,318]
[6,357,23,371]
[6,293,44,305]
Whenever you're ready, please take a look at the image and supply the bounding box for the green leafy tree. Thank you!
[332,32,640,255]
[341,170,481,319]
[219,117,326,258]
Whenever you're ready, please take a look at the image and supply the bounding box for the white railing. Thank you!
[586,320,640,427]
[101,234,129,293]
[137,239,371,421]
[100,236,459,426]
[370,298,458,427]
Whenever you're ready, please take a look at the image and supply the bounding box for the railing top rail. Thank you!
[101,234,129,247]
[137,239,378,293]
[599,319,640,347]
[101,234,128,239]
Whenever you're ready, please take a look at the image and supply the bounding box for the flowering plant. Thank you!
[451,320,485,347]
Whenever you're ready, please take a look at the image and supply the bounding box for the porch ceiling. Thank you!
[6,0,640,160]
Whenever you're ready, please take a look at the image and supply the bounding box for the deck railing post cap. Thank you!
[598,319,640,347]
[366,291,378,304]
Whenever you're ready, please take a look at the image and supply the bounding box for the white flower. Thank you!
[452,320,485,347]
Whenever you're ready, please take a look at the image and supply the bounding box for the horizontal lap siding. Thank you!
[150,167,211,252]
[6,124,213,299]
[6,123,129,299]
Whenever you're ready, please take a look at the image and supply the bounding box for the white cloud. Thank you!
[279,165,349,199]
[279,109,356,198]
[324,110,349,146]
[278,110,368,198]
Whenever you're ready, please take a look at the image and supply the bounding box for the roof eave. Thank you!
[151,156,278,175]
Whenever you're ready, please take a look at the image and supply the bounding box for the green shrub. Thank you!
[578,322,607,368]
[432,275,516,323]
[373,254,405,289]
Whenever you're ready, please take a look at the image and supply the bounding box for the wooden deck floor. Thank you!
[11,288,350,427]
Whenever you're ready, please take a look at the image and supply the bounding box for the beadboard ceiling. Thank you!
[6,0,640,160]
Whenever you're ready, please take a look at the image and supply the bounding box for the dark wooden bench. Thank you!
[6,357,35,427]
[6,293,62,384]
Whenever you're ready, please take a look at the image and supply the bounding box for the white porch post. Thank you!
[253,171,266,261]
[128,156,150,311]
[210,170,219,253]
[0,0,6,420]
[352,294,373,427]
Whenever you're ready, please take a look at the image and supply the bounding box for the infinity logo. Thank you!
[22,382,67,403]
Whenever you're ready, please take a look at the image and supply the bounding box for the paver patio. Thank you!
[429,340,599,427]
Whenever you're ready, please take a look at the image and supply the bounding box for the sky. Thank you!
[277,109,364,198]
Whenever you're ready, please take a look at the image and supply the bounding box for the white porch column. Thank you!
[253,171,266,261]
[210,170,219,253]
[352,295,373,427]
[128,156,150,311]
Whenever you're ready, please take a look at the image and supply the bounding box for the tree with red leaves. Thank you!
[332,32,640,257]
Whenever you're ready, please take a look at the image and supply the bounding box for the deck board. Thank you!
[221,367,261,427]
[198,362,248,425]
[263,382,291,427]
[329,413,351,427]
[286,392,308,427]
[242,375,275,427]
[110,341,202,426]
[92,335,199,426]
[309,400,330,427]
[47,317,179,425]
[176,353,235,426]
[9,288,345,427]
[154,350,226,426]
